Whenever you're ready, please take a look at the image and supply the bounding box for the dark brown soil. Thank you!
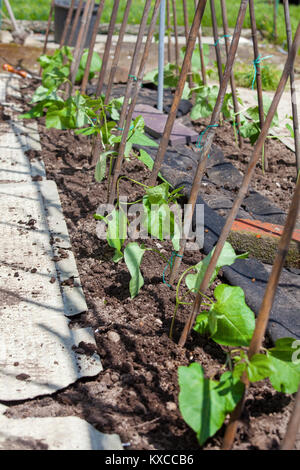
[3,79,298,451]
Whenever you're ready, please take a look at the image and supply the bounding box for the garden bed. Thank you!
[4,78,298,450]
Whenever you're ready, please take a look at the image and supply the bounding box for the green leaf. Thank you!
[128,129,158,147]
[142,203,170,241]
[286,122,294,138]
[194,313,210,336]
[76,50,102,83]
[95,154,106,182]
[31,85,54,103]
[182,82,191,100]
[209,284,255,347]
[178,363,244,445]
[185,241,246,293]
[137,149,154,171]
[45,110,65,129]
[75,126,98,136]
[171,216,181,252]
[247,354,276,382]
[124,141,133,159]
[19,102,45,119]
[145,182,170,205]
[267,338,300,394]
[124,242,146,298]
[105,209,127,263]
[190,85,219,120]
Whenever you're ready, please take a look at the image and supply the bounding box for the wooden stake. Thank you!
[68,0,84,47]
[220,0,243,148]
[283,0,300,175]
[169,0,248,286]
[281,384,300,450]
[59,0,76,48]
[149,0,208,188]
[167,0,172,63]
[95,0,121,97]
[223,162,300,450]
[108,0,161,204]
[249,0,267,171]
[40,0,55,76]
[179,21,300,351]
[104,0,133,104]
[80,0,106,95]
[183,0,193,89]
[172,0,180,69]
[273,0,278,40]
[194,0,207,85]
[210,0,223,85]
[90,0,132,166]
[70,0,95,88]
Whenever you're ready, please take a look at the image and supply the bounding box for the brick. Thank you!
[229,218,300,268]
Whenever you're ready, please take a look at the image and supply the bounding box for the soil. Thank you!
[2,78,298,451]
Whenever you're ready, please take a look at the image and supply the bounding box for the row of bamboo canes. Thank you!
[42,0,300,450]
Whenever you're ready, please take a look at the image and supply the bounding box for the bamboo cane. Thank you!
[80,0,106,95]
[178,21,300,350]
[60,0,76,48]
[283,0,300,175]
[92,0,152,168]
[68,0,84,46]
[183,0,193,89]
[39,0,55,76]
[90,0,133,166]
[95,0,121,97]
[149,0,209,188]
[249,0,267,171]
[281,384,300,450]
[210,0,223,85]
[158,0,249,287]
[223,161,300,450]
[108,0,162,205]
[194,0,207,85]
[167,0,172,63]
[172,0,180,69]
[220,0,243,148]
[104,0,133,104]
[70,0,95,88]
[273,0,279,40]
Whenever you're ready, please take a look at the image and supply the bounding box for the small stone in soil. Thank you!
[107,331,121,343]
[166,401,177,412]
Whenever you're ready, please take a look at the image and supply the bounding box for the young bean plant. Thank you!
[177,242,300,445]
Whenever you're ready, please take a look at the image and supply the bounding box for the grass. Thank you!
[4,0,300,45]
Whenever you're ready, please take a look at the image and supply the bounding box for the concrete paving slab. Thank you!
[39,180,88,316]
[0,78,7,102]
[133,103,199,145]
[0,415,122,450]
[0,132,45,182]
[0,182,100,400]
